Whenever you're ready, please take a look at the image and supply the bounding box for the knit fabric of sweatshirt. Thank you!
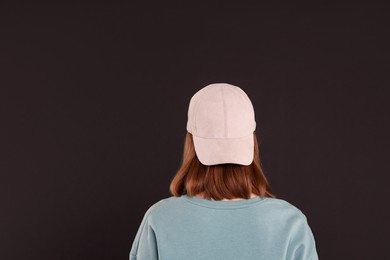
[129,194,319,260]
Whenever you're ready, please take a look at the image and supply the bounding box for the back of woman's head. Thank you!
[169,131,275,200]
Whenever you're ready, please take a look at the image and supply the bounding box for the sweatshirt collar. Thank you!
[182,194,266,209]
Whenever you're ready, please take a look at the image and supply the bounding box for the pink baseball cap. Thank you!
[186,83,256,166]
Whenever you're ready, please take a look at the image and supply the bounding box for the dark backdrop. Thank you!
[1,2,389,260]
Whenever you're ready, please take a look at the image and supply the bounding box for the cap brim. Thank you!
[192,132,254,166]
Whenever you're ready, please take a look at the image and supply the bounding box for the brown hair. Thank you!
[169,131,275,200]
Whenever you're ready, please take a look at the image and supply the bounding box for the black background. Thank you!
[1,2,389,260]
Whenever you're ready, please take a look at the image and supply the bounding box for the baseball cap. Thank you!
[186,83,256,166]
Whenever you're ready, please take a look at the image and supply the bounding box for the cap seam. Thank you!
[221,85,228,137]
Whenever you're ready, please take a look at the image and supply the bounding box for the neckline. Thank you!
[182,194,266,209]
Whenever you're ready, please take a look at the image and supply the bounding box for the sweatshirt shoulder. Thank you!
[262,197,308,220]
[142,196,184,217]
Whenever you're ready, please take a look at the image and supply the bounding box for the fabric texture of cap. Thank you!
[186,83,256,166]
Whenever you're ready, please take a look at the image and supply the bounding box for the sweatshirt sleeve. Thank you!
[129,208,159,260]
[286,212,319,260]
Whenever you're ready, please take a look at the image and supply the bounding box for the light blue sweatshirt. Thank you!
[129,194,318,260]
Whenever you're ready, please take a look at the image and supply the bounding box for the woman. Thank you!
[129,83,319,260]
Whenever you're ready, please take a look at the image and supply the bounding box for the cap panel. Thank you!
[186,85,212,134]
[186,84,217,134]
[223,85,256,138]
[194,85,226,138]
